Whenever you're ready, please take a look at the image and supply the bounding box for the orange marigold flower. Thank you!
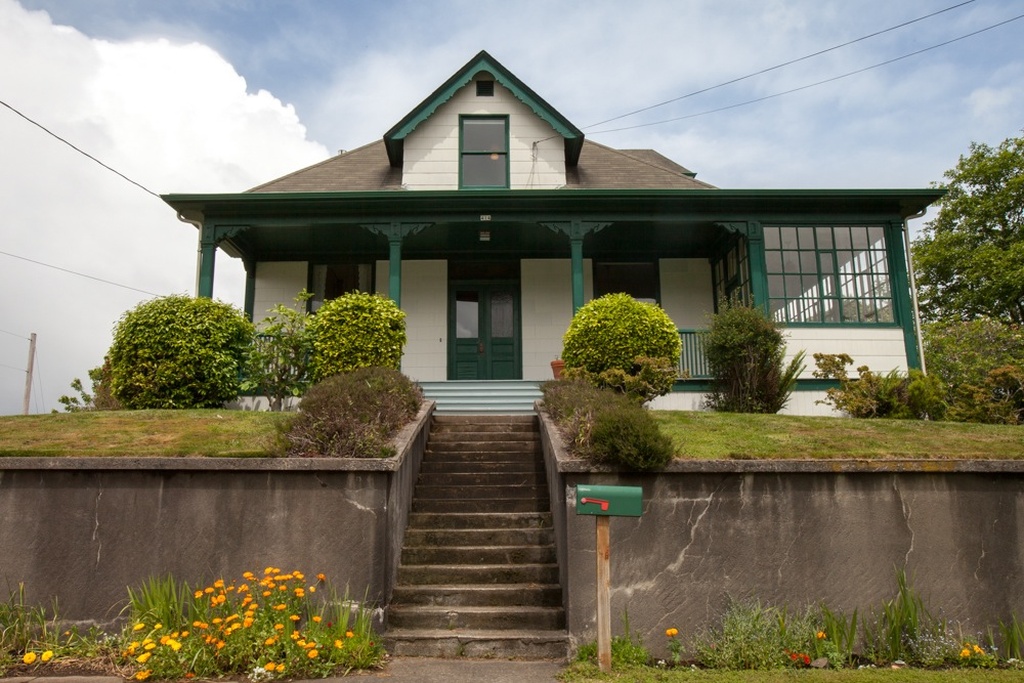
[294,572,305,581]
[263,590,273,597]
[274,623,284,631]
[334,640,343,648]
[153,623,163,630]
[312,616,322,623]
[212,618,223,625]
[264,662,276,672]
[244,618,254,628]
[264,567,275,575]
[307,649,318,659]
[41,650,54,663]
[22,652,37,665]
[133,623,147,632]
[316,573,326,582]
[213,579,225,589]
[665,627,678,638]
[137,652,152,664]
[204,587,215,594]
[243,571,256,580]
[309,586,317,594]
[185,673,195,679]
[144,643,156,651]
[816,631,827,639]
[294,588,306,598]
[273,603,287,611]
[265,637,277,646]
[289,614,301,622]
[135,670,151,681]
[346,630,354,638]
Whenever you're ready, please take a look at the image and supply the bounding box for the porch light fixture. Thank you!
[479,230,491,242]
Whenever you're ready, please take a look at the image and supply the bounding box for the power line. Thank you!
[0,329,30,340]
[584,0,977,130]
[0,98,161,199]
[588,12,1024,136]
[0,249,162,297]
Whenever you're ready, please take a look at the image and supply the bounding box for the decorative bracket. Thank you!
[361,222,432,241]
[201,223,249,247]
[714,221,762,239]
[540,220,613,240]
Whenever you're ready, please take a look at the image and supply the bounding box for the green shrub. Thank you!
[704,301,805,414]
[309,293,406,381]
[109,295,253,409]
[242,291,315,411]
[561,293,681,401]
[541,379,674,471]
[947,365,1024,425]
[286,367,422,458]
[58,358,121,412]
[814,353,947,420]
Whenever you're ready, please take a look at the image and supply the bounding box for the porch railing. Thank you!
[678,329,710,379]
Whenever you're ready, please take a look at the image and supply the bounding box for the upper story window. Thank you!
[765,225,894,324]
[461,116,509,189]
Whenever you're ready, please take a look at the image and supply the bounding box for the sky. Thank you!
[1,0,1022,415]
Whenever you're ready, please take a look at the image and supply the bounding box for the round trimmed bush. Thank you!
[108,295,253,409]
[562,293,681,374]
[309,292,407,381]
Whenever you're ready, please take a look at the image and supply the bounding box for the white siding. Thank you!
[252,262,307,324]
[659,258,714,329]
[402,77,566,190]
[522,259,573,379]
[782,327,908,379]
[377,260,448,381]
[649,390,843,417]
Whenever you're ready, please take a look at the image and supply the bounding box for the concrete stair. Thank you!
[386,415,567,659]
[418,381,543,414]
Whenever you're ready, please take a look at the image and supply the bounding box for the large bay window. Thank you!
[765,225,893,324]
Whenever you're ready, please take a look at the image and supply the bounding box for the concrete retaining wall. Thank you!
[0,403,433,629]
[538,411,1024,656]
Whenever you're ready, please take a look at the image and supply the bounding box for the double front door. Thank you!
[449,283,521,380]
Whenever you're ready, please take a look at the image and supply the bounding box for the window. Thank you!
[712,238,751,306]
[764,225,893,324]
[461,116,508,188]
[594,262,659,303]
[310,263,373,311]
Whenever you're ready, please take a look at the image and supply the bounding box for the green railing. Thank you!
[678,329,710,379]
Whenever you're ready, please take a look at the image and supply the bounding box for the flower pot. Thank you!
[551,359,565,379]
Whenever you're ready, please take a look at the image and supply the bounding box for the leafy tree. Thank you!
[560,293,681,402]
[703,300,804,414]
[108,295,253,409]
[912,132,1024,323]
[242,291,315,411]
[58,358,121,412]
[308,292,406,381]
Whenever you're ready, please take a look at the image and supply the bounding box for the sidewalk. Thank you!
[3,658,566,683]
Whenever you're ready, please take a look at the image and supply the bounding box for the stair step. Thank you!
[416,471,547,487]
[413,484,547,500]
[391,583,562,607]
[401,545,555,565]
[412,498,549,513]
[407,512,552,530]
[388,605,564,631]
[419,460,544,475]
[426,442,540,454]
[384,628,567,659]
[397,563,559,585]
[404,527,554,547]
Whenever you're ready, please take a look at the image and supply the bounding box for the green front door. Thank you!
[449,283,520,380]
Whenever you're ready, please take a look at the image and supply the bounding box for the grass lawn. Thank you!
[654,411,1024,460]
[0,408,1020,459]
[0,409,290,457]
[559,664,1024,682]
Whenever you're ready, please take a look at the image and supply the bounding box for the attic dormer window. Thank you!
[476,80,494,96]
[460,116,508,189]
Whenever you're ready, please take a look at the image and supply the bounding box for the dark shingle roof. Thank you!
[247,138,714,193]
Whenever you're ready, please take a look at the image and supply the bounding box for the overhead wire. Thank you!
[588,11,1024,136]
[0,249,162,297]
[584,0,978,130]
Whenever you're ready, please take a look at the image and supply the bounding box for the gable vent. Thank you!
[476,80,495,97]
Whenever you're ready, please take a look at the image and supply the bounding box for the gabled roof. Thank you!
[247,139,715,193]
[382,50,585,167]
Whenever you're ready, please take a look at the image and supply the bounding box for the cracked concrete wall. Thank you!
[561,471,1024,657]
[0,468,391,627]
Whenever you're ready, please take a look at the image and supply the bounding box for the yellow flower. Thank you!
[243,618,254,628]
[346,630,354,638]
[316,573,326,582]
[243,571,256,580]
[133,623,147,632]
[194,590,204,599]
[41,650,54,663]
[22,652,37,665]
[204,587,215,594]
[973,644,984,655]
[273,603,287,611]
[307,649,319,659]
[135,670,151,681]
[309,586,317,594]
[262,591,273,598]
[264,662,276,672]
[817,631,827,639]
[334,640,343,648]
[214,579,225,589]
[294,588,306,598]
[961,648,972,658]
[144,642,156,651]
[665,627,678,638]
[168,640,182,652]
[264,566,275,575]
[154,623,163,630]
[294,572,305,581]
[264,637,277,646]
[137,652,152,664]
[289,614,301,622]
[312,616,322,623]
[274,623,284,631]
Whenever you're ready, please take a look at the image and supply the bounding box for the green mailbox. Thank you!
[576,484,643,517]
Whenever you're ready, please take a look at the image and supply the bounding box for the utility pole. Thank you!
[22,332,36,415]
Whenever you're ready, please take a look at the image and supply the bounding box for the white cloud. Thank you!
[0,0,327,414]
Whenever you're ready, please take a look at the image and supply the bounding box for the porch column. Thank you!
[361,222,431,307]
[887,220,921,370]
[540,220,612,313]
[243,259,257,321]
[196,223,249,299]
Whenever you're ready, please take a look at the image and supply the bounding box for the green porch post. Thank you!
[243,259,256,321]
[198,223,218,299]
[540,219,612,313]
[361,222,432,307]
[745,221,769,313]
[888,220,921,370]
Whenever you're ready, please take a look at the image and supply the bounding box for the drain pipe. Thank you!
[176,212,204,297]
[904,209,928,374]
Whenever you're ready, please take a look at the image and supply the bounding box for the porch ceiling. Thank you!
[162,188,944,263]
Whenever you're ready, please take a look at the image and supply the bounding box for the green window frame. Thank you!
[460,115,509,189]
[764,225,894,324]
[712,236,751,307]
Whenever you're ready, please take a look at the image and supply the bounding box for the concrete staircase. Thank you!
[386,415,567,659]
[418,381,543,415]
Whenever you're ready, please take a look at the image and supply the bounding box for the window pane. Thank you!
[834,227,852,249]
[456,292,479,338]
[798,227,816,250]
[868,226,885,247]
[768,274,785,298]
[800,251,817,273]
[490,291,513,338]
[851,227,869,249]
[780,227,798,250]
[463,119,506,152]
[764,227,781,249]
[463,154,507,186]
[766,251,782,273]
[783,251,800,273]
[815,227,834,249]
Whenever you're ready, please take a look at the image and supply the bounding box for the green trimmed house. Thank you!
[163,51,942,414]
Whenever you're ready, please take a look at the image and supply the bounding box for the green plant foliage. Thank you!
[575,612,652,667]
[242,291,315,411]
[57,358,120,412]
[947,365,1024,425]
[542,379,675,471]
[564,356,679,403]
[108,295,253,410]
[286,367,422,458]
[308,292,406,381]
[814,354,946,420]
[912,133,1024,324]
[561,293,681,398]
[703,301,805,414]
